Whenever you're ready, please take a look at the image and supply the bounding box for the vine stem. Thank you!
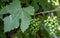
[35,8,59,15]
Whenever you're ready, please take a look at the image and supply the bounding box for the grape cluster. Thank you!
[30,18,41,35]
[44,16,58,35]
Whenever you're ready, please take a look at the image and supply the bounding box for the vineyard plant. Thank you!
[0,0,60,38]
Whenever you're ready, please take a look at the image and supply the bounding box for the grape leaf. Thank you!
[2,0,35,32]
[0,7,8,14]
[20,6,35,32]
[3,0,21,32]
[4,15,19,32]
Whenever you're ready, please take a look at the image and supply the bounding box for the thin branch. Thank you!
[35,8,59,15]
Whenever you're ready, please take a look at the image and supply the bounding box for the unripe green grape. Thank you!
[52,29,55,31]
[33,24,36,26]
[47,16,52,21]
[53,16,57,19]
[45,21,49,26]
[30,19,35,24]
[50,19,53,22]
[44,20,47,23]
[37,18,40,20]
[44,16,58,35]
[55,23,58,25]
[48,16,51,19]
[30,18,41,35]
[32,21,35,23]
[53,20,57,23]
[48,24,51,26]
[35,23,38,25]
[31,26,34,29]
[50,31,55,35]
[54,27,57,29]
[51,25,55,27]
[37,21,41,23]
[46,18,49,21]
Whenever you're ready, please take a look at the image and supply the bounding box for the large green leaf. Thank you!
[2,0,35,32]
[23,6,34,15]
[20,6,35,32]
[0,7,8,14]
[3,0,21,32]
[4,15,19,32]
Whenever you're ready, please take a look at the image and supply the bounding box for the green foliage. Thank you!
[1,0,9,2]
[0,0,60,38]
[0,14,3,19]
[31,0,39,11]
[20,6,35,32]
